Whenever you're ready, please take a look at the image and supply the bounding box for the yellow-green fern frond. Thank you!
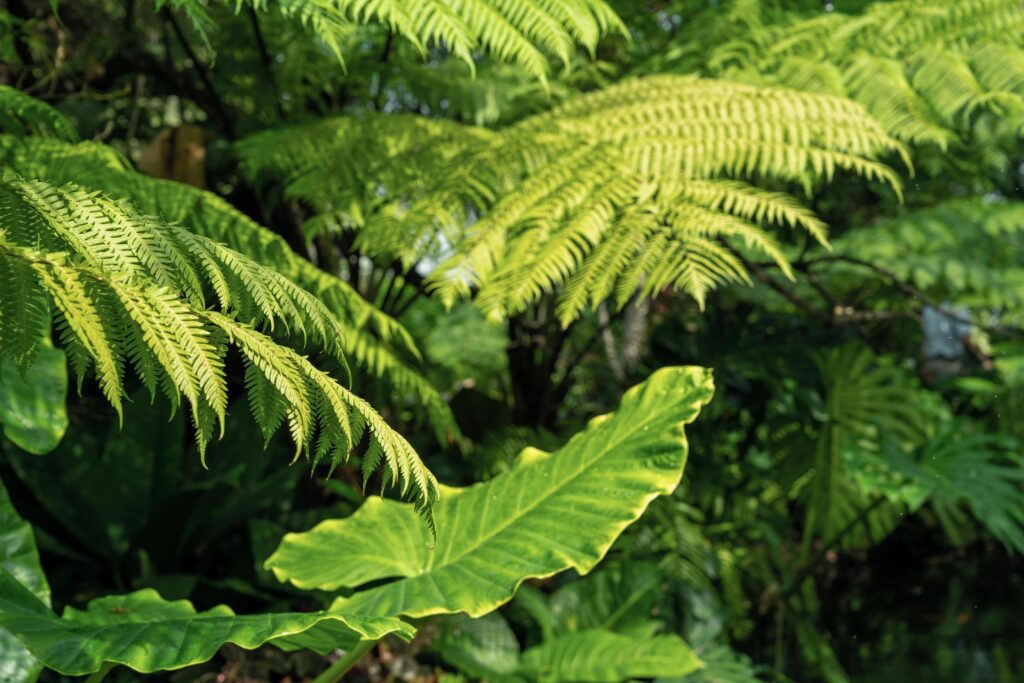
[700,0,1024,146]
[239,76,902,323]
[203,0,626,81]
[0,134,459,444]
[0,177,437,516]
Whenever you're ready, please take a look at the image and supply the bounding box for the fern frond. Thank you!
[700,0,1024,146]
[241,76,901,322]
[239,0,625,80]
[0,134,459,443]
[0,177,437,515]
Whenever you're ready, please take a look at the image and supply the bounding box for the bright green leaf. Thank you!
[266,366,714,618]
[518,629,702,682]
[0,476,50,683]
[0,568,415,676]
[435,612,523,680]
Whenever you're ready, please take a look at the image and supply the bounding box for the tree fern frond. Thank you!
[0,134,459,443]
[696,0,1024,146]
[12,246,126,419]
[240,76,901,322]
[0,248,50,369]
[209,312,440,524]
[0,179,437,514]
[241,0,625,80]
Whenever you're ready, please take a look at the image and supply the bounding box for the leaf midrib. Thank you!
[425,384,693,573]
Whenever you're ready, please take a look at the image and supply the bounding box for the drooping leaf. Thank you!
[0,567,415,676]
[0,476,50,683]
[0,343,67,455]
[266,366,714,618]
[518,629,702,682]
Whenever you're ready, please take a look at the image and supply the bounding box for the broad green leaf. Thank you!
[518,629,702,682]
[0,568,415,676]
[0,344,67,455]
[7,389,183,558]
[266,366,714,618]
[0,476,50,683]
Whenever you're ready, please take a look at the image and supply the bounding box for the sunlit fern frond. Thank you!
[0,134,460,444]
[0,86,79,141]
[699,0,1024,146]
[240,76,902,324]
[174,0,625,81]
[0,176,438,519]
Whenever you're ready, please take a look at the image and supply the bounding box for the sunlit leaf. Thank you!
[266,367,714,618]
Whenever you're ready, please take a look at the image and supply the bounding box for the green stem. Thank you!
[312,639,377,683]
[84,663,115,683]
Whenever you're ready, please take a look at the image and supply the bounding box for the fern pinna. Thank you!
[0,176,438,520]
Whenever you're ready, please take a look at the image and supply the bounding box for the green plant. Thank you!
[1,1,1023,681]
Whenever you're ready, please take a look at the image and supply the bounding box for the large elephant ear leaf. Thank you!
[0,475,50,683]
[518,629,703,682]
[0,568,415,676]
[266,366,714,618]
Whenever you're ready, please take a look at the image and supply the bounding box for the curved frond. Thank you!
[0,176,438,516]
[0,134,459,444]
[698,0,1024,146]
[240,76,902,323]
[239,0,625,80]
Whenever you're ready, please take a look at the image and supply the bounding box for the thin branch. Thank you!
[247,6,286,120]
[806,254,1022,339]
[164,8,235,138]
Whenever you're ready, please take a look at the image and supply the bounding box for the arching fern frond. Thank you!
[696,0,1024,147]
[171,0,625,81]
[244,76,901,323]
[0,176,438,518]
[0,134,459,444]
